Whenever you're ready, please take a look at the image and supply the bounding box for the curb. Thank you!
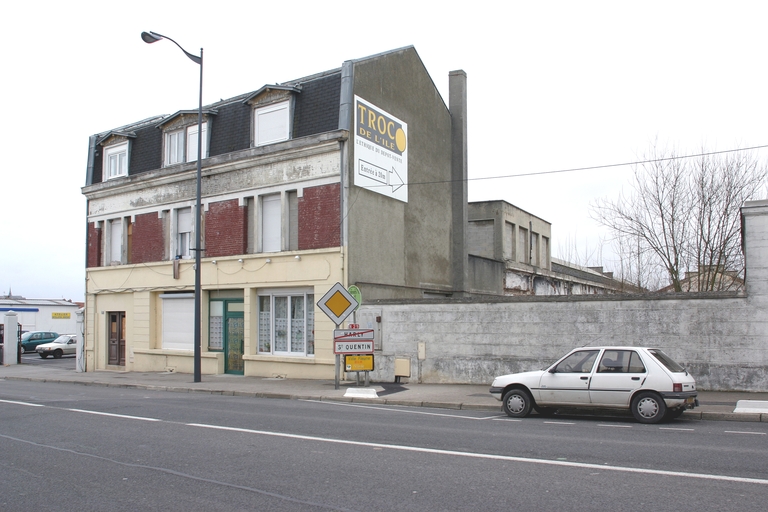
[3,375,767,422]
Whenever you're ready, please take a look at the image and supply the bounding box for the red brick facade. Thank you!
[205,199,247,258]
[87,223,102,268]
[131,212,165,263]
[299,183,340,250]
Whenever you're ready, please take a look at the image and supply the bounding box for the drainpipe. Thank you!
[338,60,353,251]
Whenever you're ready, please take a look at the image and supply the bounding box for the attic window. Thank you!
[254,101,290,146]
[164,122,208,167]
[104,142,129,179]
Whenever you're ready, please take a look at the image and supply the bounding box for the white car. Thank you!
[490,346,698,423]
[36,334,78,359]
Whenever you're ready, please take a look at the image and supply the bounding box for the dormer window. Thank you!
[104,142,129,179]
[157,110,216,168]
[166,130,184,165]
[164,122,208,167]
[254,101,290,146]
[243,84,300,148]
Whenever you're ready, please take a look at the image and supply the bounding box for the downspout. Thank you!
[83,134,97,372]
[338,60,354,276]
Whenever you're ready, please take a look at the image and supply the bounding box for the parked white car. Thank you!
[36,334,78,359]
[490,346,698,423]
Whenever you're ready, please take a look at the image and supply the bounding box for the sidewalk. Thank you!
[2,363,767,422]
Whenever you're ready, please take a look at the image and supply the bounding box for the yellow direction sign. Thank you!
[345,354,374,372]
[317,282,359,325]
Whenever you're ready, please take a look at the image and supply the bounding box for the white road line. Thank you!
[66,408,161,422]
[3,399,765,485]
[659,427,695,431]
[0,399,45,407]
[724,431,767,436]
[598,424,633,428]
[186,422,768,486]
[543,421,576,425]
[491,417,523,422]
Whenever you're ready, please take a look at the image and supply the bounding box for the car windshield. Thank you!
[648,349,685,372]
[21,332,33,341]
[53,335,73,343]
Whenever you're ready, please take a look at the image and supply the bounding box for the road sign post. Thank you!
[317,283,360,389]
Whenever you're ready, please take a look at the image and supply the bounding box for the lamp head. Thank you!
[141,31,163,44]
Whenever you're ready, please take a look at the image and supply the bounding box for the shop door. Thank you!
[225,310,244,375]
[108,312,126,366]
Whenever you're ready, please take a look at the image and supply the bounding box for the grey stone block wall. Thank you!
[360,201,768,391]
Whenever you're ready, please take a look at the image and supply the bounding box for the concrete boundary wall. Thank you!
[359,200,768,391]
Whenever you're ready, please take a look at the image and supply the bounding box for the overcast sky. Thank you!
[2,1,766,302]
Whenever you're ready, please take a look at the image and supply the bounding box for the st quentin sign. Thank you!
[333,329,374,354]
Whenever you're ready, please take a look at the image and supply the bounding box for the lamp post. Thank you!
[141,31,203,383]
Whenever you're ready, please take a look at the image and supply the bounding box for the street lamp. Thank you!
[142,31,203,383]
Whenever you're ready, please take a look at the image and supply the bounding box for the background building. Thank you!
[1,292,80,334]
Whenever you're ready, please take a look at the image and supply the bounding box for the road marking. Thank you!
[598,424,633,428]
[4,398,766,486]
[659,427,695,432]
[543,421,576,425]
[724,431,766,436]
[0,399,45,407]
[66,408,161,422]
[186,422,768,486]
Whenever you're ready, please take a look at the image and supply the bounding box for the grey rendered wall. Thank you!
[346,47,454,300]
[359,201,768,391]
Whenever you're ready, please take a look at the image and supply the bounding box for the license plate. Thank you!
[685,397,695,404]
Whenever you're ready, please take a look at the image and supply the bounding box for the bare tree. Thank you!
[591,145,766,292]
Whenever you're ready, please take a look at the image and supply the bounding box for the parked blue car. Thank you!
[20,331,59,353]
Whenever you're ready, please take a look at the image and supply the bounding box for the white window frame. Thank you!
[107,218,125,265]
[186,122,208,162]
[160,293,194,351]
[165,129,184,166]
[257,290,314,356]
[254,101,290,146]
[164,122,208,167]
[261,194,282,253]
[104,143,128,179]
[173,207,194,259]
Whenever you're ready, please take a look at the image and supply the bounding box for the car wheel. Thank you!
[502,388,533,418]
[631,391,666,424]
[20,346,26,354]
[53,350,63,359]
[40,353,48,358]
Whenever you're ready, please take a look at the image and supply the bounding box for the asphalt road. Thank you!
[1,380,766,511]
[19,350,76,369]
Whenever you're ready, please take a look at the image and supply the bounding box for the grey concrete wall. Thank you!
[358,201,768,391]
[346,47,454,300]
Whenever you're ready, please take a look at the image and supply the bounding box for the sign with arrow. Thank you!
[353,96,408,203]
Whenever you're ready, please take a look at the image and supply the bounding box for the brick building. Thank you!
[82,47,470,377]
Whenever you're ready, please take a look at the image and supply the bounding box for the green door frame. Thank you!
[216,299,244,375]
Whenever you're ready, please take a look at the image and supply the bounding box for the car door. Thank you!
[537,349,599,405]
[588,349,647,406]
